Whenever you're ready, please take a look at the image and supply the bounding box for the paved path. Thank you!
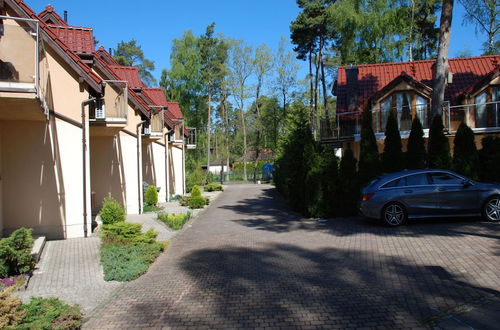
[85,184,499,329]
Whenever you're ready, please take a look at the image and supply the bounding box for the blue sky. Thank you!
[29,0,486,84]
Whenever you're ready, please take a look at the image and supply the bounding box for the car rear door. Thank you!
[397,173,440,216]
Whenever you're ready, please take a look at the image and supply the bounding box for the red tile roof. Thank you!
[37,4,68,26]
[48,25,94,54]
[109,65,146,90]
[335,55,500,112]
[10,0,102,92]
[165,101,184,119]
[142,88,168,107]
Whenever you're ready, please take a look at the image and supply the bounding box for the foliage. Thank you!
[0,285,26,328]
[336,147,359,216]
[204,183,224,192]
[312,145,340,217]
[427,114,452,169]
[145,186,159,207]
[453,122,479,178]
[458,0,499,54]
[478,136,500,182]
[157,213,191,230]
[381,111,404,173]
[274,37,299,119]
[100,222,158,246]
[0,228,35,278]
[179,195,191,207]
[358,108,381,186]
[188,196,208,209]
[232,161,267,172]
[100,243,163,282]
[191,185,201,197]
[142,204,163,213]
[186,166,206,193]
[18,297,81,330]
[405,116,426,169]
[114,39,157,86]
[99,195,125,225]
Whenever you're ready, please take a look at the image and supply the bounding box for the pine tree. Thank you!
[453,122,478,178]
[478,136,500,182]
[406,115,426,169]
[381,111,404,173]
[336,147,359,217]
[358,107,381,185]
[427,114,452,169]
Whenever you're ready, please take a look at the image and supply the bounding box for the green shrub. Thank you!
[186,167,204,193]
[100,243,163,281]
[204,183,223,192]
[143,204,163,213]
[405,116,426,169]
[99,195,125,225]
[381,111,403,173]
[0,228,35,278]
[428,114,452,169]
[145,186,158,206]
[157,213,191,230]
[478,136,500,182]
[336,148,359,216]
[0,285,26,329]
[179,195,191,207]
[191,185,201,197]
[188,196,207,209]
[18,297,81,330]
[100,222,158,245]
[453,122,479,178]
[358,107,381,186]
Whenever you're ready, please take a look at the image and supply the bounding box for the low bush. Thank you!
[179,195,191,207]
[145,186,158,206]
[18,297,81,330]
[191,185,201,197]
[100,222,158,245]
[143,204,163,213]
[99,195,125,225]
[0,285,26,329]
[188,196,208,209]
[0,228,35,278]
[157,213,191,230]
[204,183,223,192]
[100,243,164,281]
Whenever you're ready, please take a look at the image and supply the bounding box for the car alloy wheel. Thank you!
[484,196,500,222]
[382,203,406,226]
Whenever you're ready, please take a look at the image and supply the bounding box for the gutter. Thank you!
[136,120,147,214]
[81,97,96,238]
[164,129,172,202]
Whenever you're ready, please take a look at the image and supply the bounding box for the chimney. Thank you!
[63,10,68,23]
[345,65,359,111]
[108,48,112,55]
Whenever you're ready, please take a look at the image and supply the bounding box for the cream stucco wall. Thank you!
[119,132,140,214]
[142,141,167,202]
[170,144,184,196]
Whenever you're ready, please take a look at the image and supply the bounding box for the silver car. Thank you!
[360,169,500,226]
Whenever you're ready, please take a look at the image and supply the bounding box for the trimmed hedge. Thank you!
[157,213,191,230]
[99,196,125,225]
[0,228,35,278]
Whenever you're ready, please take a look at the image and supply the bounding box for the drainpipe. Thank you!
[81,97,96,238]
[137,120,147,214]
[181,120,186,195]
[164,128,172,202]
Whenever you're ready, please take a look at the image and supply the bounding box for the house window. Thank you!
[475,85,500,128]
[475,91,488,127]
[415,95,428,128]
[380,92,427,131]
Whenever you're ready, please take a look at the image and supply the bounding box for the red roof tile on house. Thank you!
[37,4,69,26]
[165,101,184,119]
[143,88,168,107]
[48,25,94,54]
[335,55,500,113]
[109,65,146,90]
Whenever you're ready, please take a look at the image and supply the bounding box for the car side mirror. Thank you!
[462,180,472,187]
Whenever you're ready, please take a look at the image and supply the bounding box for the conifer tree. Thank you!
[453,122,479,178]
[336,147,359,216]
[478,136,500,182]
[381,112,403,173]
[406,115,426,169]
[427,114,452,169]
[358,107,381,185]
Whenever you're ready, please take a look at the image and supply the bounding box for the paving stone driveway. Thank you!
[85,184,499,329]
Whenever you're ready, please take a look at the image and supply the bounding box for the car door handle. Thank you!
[404,189,413,193]
[437,187,446,191]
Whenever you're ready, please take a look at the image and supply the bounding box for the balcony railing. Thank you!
[186,127,197,149]
[446,101,500,132]
[90,81,127,123]
[0,16,39,93]
[145,108,164,137]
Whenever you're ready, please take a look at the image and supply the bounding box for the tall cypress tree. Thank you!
[336,147,359,217]
[427,114,452,169]
[453,122,478,178]
[358,107,381,186]
[406,115,426,169]
[381,112,403,173]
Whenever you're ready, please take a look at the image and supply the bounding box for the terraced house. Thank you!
[322,55,500,157]
[0,0,193,239]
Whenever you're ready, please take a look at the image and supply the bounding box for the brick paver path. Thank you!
[85,184,499,329]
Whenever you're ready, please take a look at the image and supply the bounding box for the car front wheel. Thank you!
[483,196,500,222]
[382,202,407,226]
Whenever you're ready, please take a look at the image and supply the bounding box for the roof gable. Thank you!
[335,55,500,112]
[109,65,145,90]
[48,25,94,54]
[37,5,68,26]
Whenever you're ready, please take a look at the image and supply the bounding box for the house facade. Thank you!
[0,1,192,239]
[323,55,500,158]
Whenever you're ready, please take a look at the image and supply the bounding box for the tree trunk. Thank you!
[309,50,314,124]
[206,89,211,168]
[319,36,328,120]
[313,53,320,138]
[431,0,454,119]
[240,91,248,181]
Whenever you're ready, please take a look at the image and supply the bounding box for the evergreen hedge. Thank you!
[405,116,426,169]
[427,114,452,169]
[381,111,404,173]
[358,107,381,186]
[453,122,479,178]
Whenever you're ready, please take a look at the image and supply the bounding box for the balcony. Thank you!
[446,101,500,133]
[143,108,164,139]
[0,16,39,93]
[185,127,197,149]
[89,81,127,127]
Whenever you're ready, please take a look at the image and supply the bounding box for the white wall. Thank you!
[170,144,184,196]
[119,133,140,214]
[152,142,167,202]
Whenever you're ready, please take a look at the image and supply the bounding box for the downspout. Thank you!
[182,120,186,195]
[137,120,147,214]
[164,127,172,202]
[81,97,96,238]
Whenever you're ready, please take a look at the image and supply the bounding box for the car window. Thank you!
[381,178,401,188]
[429,172,462,185]
[405,173,429,186]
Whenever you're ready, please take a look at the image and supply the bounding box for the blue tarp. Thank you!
[262,163,274,181]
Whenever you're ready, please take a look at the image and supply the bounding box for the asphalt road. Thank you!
[85,184,499,329]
